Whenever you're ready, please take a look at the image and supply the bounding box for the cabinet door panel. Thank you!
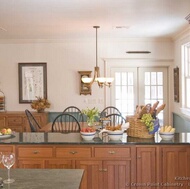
[137,147,156,189]
[0,116,6,127]
[103,160,131,189]
[0,145,15,168]
[162,147,188,189]
[75,160,103,189]
[18,160,44,168]
[45,159,73,169]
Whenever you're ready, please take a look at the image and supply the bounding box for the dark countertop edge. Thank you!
[1,142,190,145]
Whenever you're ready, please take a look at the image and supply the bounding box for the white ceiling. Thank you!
[0,0,189,40]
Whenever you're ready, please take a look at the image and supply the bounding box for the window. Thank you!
[181,42,190,112]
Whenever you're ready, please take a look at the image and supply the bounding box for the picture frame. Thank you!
[18,63,47,103]
[174,66,179,103]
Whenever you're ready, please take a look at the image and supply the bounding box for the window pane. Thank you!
[151,72,156,85]
[145,86,150,99]
[158,86,163,98]
[128,86,134,99]
[145,72,150,85]
[115,86,121,99]
[151,86,157,99]
[157,72,163,85]
[128,72,133,85]
[186,78,190,108]
[122,73,127,85]
[115,73,120,85]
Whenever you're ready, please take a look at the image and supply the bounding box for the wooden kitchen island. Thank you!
[1,132,190,189]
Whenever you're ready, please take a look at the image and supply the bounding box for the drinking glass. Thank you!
[2,152,15,184]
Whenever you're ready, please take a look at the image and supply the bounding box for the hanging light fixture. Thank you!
[81,26,114,88]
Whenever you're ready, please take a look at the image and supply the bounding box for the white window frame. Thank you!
[181,42,190,116]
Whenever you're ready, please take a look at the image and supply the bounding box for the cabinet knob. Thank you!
[138,156,141,159]
[33,151,39,154]
[70,151,77,154]
[108,151,116,154]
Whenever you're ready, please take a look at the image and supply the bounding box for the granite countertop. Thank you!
[0,169,83,189]
[1,132,190,145]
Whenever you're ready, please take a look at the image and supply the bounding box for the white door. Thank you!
[111,67,168,125]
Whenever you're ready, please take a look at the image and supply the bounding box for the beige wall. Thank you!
[0,37,173,112]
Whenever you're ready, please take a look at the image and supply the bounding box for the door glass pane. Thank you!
[158,86,163,98]
[145,86,150,99]
[122,73,127,85]
[145,72,150,85]
[151,72,156,85]
[157,72,163,85]
[115,73,120,85]
[151,86,157,99]
[128,73,133,85]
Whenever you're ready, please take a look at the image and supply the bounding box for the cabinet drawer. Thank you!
[56,147,92,158]
[94,147,131,158]
[7,116,23,126]
[18,147,53,158]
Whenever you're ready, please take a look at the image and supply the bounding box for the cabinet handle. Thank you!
[108,151,116,154]
[99,168,107,172]
[69,151,77,154]
[33,151,39,154]
[138,156,141,159]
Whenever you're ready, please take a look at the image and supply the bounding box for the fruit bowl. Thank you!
[80,131,96,141]
[107,130,124,141]
[159,131,175,141]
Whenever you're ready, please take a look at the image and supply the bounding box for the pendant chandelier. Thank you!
[81,26,114,88]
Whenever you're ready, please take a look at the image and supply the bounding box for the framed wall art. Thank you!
[174,66,179,103]
[18,63,47,103]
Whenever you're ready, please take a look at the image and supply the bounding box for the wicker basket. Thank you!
[126,116,154,138]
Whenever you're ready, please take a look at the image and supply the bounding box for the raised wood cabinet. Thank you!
[161,146,190,189]
[81,146,134,189]
[0,145,15,168]
[0,111,48,132]
[136,146,158,189]
[1,144,190,189]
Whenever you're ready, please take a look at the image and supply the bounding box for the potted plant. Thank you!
[81,107,99,126]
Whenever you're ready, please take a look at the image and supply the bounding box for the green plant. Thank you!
[81,107,99,126]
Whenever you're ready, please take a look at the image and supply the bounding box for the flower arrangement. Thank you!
[81,107,99,126]
[31,96,50,112]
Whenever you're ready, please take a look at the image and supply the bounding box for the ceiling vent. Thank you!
[126,51,151,54]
